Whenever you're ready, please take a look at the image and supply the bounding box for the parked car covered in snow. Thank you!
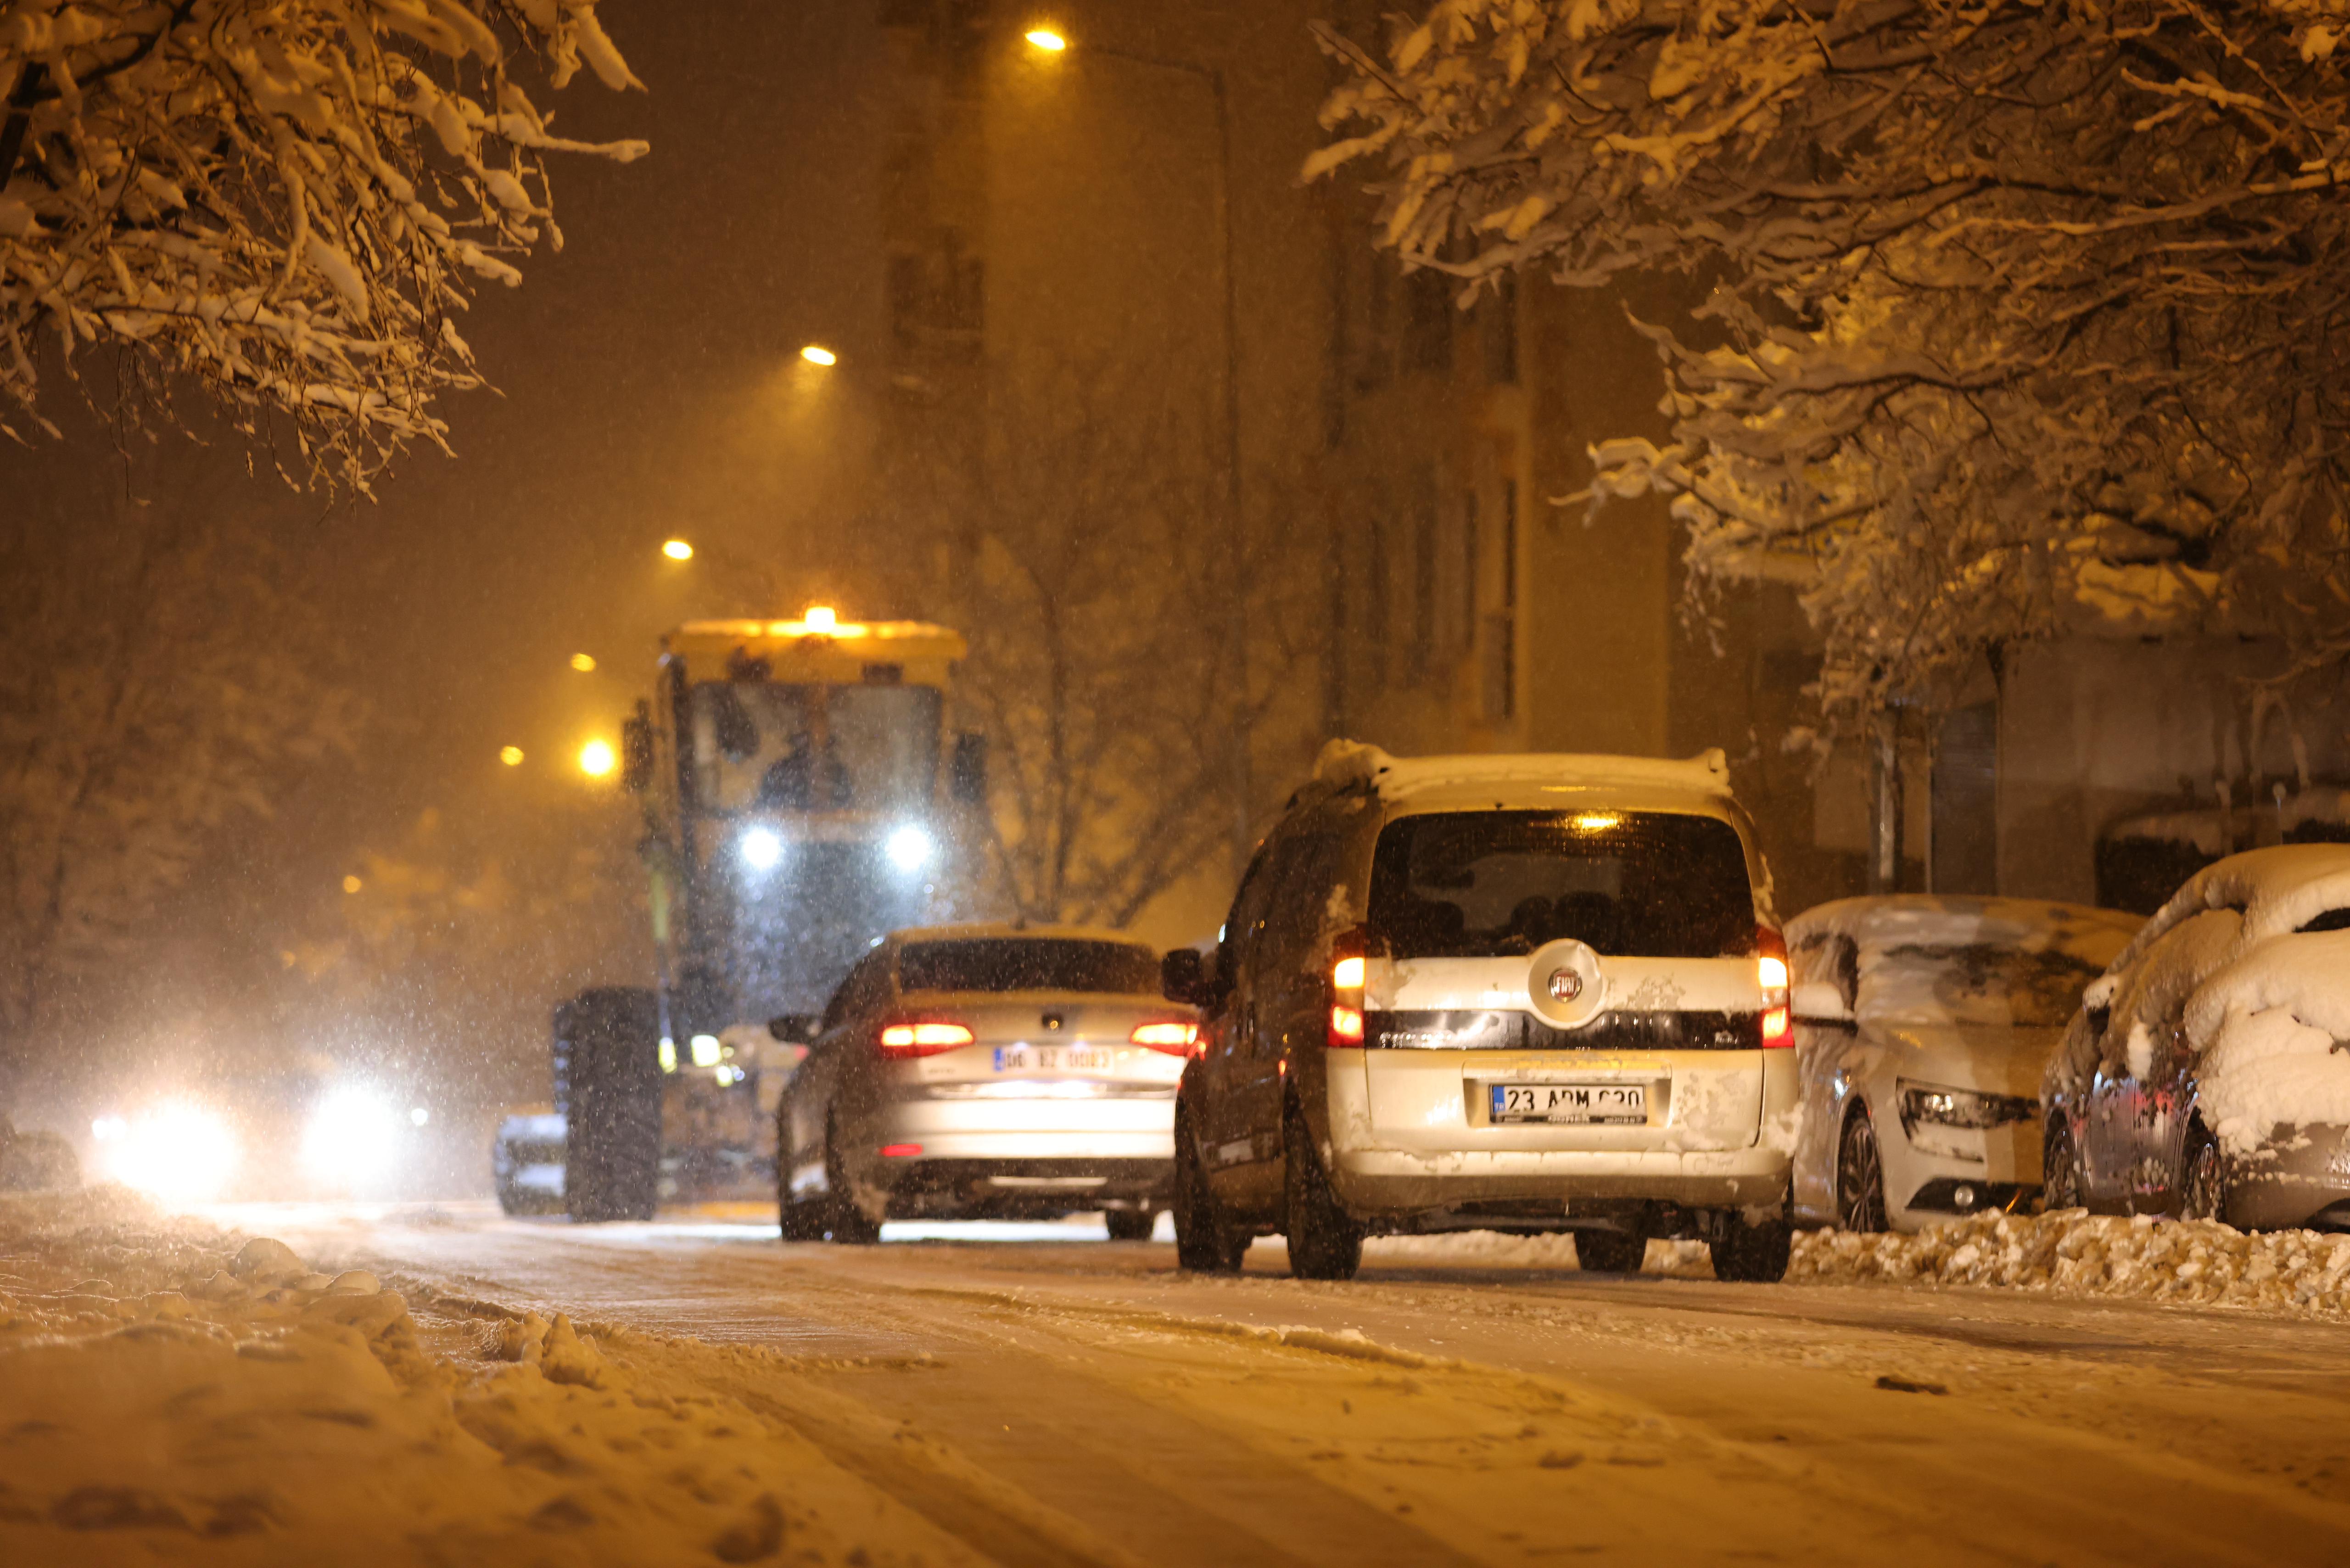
[2042,845,2350,1229]
[1788,897,2141,1232]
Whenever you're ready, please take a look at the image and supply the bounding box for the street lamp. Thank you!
[662,538,694,561]
[579,738,617,778]
[499,745,525,767]
[1022,24,1254,869]
[800,344,838,367]
[570,652,597,672]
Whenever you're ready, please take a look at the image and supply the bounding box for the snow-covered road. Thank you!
[206,1202,2350,1565]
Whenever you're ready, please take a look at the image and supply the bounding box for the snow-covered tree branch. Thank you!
[0,0,643,491]
[1311,0,2350,720]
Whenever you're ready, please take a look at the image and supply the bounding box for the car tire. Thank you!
[1104,1208,1157,1243]
[2182,1126,2227,1224]
[1573,1229,1647,1275]
[2042,1117,2083,1212]
[1174,1108,1245,1273]
[822,1120,881,1245]
[1283,1113,1364,1282]
[1712,1210,1792,1283]
[1836,1109,1891,1233]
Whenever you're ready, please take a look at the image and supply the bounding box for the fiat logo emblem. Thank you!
[1547,969,1583,1002]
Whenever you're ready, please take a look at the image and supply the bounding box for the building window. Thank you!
[1481,478,1518,723]
[1459,487,1480,652]
[1410,464,1437,682]
[1404,268,1453,374]
[1481,274,1517,386]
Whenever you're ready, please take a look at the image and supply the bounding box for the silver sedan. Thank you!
[776,925,1195,1242]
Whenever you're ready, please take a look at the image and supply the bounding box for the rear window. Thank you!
[898,938,1159,995]
[1368,810,1755,960]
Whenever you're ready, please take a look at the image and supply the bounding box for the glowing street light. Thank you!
[578,738,617,778]
[499,745,525,767]
[570,652,597,672]
[662,539,694,561]
[1025,27,1067,51]
[800,344,837,367]
[342,874,363,894]
[804,605,839,633]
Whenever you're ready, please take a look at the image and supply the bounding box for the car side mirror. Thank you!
[951,731,989,805]
[1791,981,1854,1027]
[767,1014,820,1044]
[1161,948,1209,1005]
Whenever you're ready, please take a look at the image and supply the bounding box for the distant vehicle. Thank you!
[2042,845,2350,1230]
[492,1108,565,1215]
[1166,743,1795,1282]
[776,925,1192,1242]
[1785,897,2142,1233]
[620,610,990,1200]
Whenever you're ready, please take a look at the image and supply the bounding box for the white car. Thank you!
[1788,896,2141,1232]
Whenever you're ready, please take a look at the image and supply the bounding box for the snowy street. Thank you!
[196,1202,2350,1565]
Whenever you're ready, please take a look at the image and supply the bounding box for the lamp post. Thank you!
[1023,26,1253,871]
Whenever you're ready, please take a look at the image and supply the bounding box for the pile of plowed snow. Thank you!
[0,1187,950,1564]
[1792,1208,2350,1314]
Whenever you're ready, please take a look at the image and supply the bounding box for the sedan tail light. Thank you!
[876,1019,974,1058]
[1130,1021,1198,1056]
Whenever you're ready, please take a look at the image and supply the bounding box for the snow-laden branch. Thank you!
[1312,0,2350,721]
[0,0,643,491]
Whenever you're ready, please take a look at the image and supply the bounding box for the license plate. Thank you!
[993,1045,1117,1074]
[1490,1082,1647,1125]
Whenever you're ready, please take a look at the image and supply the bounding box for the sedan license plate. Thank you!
[993,1045,1117,1074]
[1490,1082,1646,1125]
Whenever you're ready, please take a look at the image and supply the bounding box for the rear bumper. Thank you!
[1329,1145,1790,1215]
[875,1156,1173,1218]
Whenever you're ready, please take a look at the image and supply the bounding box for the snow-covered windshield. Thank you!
[690,682,940,813]
[1368,810,1754,959]
[899,939,1160,996]
[1861,944,2104,1028]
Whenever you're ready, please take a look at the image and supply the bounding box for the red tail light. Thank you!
[1327,924,1370,1047]
[876,1019,974,1058]
[879,1142,922,1157]
[1762,1007,1791,1047]
[1130,1021,1198,1055]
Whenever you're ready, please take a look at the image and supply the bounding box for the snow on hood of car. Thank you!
[2132,843,2350,952]
[1790,896,2140,1029]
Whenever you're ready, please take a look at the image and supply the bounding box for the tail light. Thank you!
[1130,1021,1198,1056]
[1328,925,1369,1048]
[876,1019,974,1058]
[1756,925,1791,1047]
[879,1142,922,1158]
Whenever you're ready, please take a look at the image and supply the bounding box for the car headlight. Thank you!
[885,823,934,873]
[304,1087,403,1188]
[1897,1079,2037,1133]
[106,1104,239,1205]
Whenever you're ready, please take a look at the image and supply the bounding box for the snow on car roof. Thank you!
[1309,739,1732,803]
[1788,896,2142,963]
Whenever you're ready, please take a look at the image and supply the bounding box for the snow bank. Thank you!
[1792,1209,2350,1316]
[0,1187,952,1564]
